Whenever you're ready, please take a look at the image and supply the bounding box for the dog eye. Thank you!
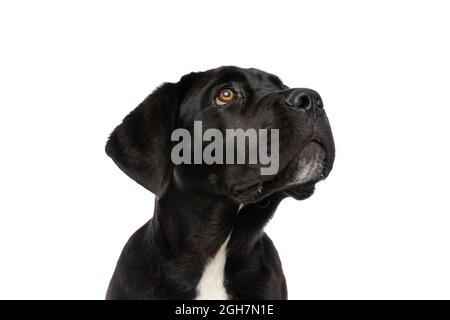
[215,88,236,105]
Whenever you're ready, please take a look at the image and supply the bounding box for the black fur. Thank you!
[105,66,334,299]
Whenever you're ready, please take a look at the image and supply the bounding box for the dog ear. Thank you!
[105,79,188,198]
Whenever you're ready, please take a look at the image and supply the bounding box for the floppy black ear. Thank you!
[105,82,181,197]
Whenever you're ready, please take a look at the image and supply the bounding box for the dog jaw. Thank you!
[229,142,327,204]
[286,142,326,186]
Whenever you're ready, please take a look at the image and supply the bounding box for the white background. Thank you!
[1,0,449,299]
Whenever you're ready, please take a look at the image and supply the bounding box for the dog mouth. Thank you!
[230,141,331,204]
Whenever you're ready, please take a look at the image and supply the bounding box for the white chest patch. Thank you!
[195,235,231,300]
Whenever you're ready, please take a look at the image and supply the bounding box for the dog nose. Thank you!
[283,89,323,111]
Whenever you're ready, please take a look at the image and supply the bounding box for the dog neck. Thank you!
[143,183,286,298]
[154,184,238,257]
[152,182,286,260]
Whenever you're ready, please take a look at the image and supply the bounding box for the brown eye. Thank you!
[215,88,236,105]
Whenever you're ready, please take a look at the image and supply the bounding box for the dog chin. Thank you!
[278,142,327,200]
[282,183,317,200]
[230,142,328,204]
[285,141,326,182]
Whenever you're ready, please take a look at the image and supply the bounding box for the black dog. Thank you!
[105,66,334,299]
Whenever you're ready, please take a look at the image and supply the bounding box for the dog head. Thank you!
[106,66,334,203]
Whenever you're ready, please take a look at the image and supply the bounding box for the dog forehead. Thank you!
[209,66,283,88]
[181,67,280,91]
[245,68,284,87]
